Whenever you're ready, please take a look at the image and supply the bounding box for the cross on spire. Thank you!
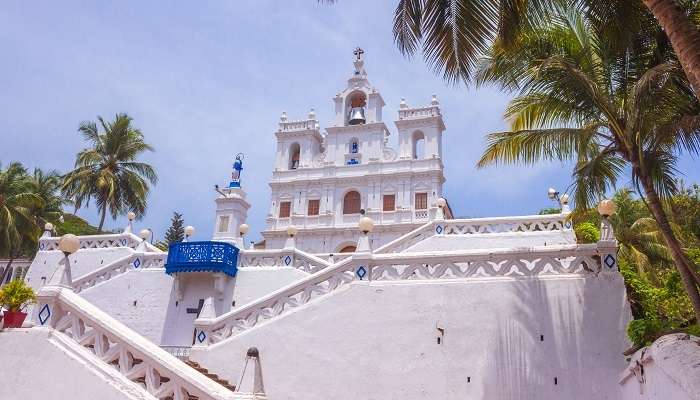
[353,46,364,62]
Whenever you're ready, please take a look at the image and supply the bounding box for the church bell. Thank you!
[348,107,366,125]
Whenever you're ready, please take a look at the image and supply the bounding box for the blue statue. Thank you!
[229,153,244,188]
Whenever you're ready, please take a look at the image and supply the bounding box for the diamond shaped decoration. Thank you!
[121,238,127,246]
[356,266,367,280]
[604,254,616,269]
[39,243,45,250]
[284,255,292,266]
[133,258,141,268]
[197,330,207,343]
[38,304,51,325]
[565,221,572,229]
[435,225,444,234]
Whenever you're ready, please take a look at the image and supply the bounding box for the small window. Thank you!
[217,216,230,233]
[308,199,320,216]
[343,191,361,214]
[289,143,300,170]
[279,201,291,218]
[383,194,395,211]
[350,139,359,154]
[415,193,428,210]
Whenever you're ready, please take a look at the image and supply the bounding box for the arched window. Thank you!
[343,191,361,214]
[412,131,425,159]
[289,143,300,170]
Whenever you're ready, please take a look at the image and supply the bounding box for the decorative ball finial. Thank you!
[400,98,408,109]
[308,108,316,120]
[431,94,439,106]
[280,111,288,122]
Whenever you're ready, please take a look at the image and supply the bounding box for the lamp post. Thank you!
[54,234,79,288]
[125,211,136,233]
[597,199,617,242]
[184,225,195,242]
[239,223,250,249]
[357,216,374,252]
[137,228,153,251]
[42,222,54,238]
[284,226,298,249]
[559,193,570,214]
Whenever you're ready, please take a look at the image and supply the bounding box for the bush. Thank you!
[574,222,600,243]
[0,280,36,312]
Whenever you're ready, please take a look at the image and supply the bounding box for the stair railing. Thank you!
[36,286,240,400]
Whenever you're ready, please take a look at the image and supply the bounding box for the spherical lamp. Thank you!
[58,234,80,255]
[127,211,136,221]
[597,199,616,218]
[139,229,151,241]
[548,187,558,200]
[239,223,250,236]
[359,216,374,235]
[286,226,298,238]
[437,198,447,208]
[184,225,195,237]
[44,222,54,231]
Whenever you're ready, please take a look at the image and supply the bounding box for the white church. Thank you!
[1,49,699,400]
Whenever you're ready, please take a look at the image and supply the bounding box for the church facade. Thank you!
[261,49,452,254]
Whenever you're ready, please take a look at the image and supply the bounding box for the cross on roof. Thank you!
[353,47,364,61]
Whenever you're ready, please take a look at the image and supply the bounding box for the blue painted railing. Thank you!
[165,241,239,277]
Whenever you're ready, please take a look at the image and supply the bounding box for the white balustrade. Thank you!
[414,210,429,220]
[375,213,572,254]
[35,286,239,400]
[279,119,317,132]
[239,249,331,274]
[398,105,440,120]
[73,252,166,293]
[195,242,615,345]
[39,232,162,253]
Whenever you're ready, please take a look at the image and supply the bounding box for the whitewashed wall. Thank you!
[191,275,631,400]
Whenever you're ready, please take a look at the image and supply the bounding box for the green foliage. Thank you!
[56,213,99,236]
[574,222,599,243]
[0,279,36,311]
[538,207,561,215]
[163,212,185,245]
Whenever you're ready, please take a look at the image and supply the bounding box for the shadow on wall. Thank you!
[482,275,630,400]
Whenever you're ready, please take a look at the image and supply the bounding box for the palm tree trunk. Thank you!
[644,0,700,95]
[97,204,107,233]
[637,170,700,323]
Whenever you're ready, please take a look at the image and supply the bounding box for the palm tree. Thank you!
[62,114,157,232]
[392,0,700,94]
[472,10,700,321]
[0,162,43,284]
[28,168,66,229]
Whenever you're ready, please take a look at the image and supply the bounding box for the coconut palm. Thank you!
[392,0,700,94]
[473,9,700,321]
[27,168,66,229]
[0,162,44,284]
[62,114,157,232]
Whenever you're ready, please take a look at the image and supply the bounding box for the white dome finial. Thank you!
[431,94,439,106]
[308,108,316,119]
[280,111,288,122]
[400,98,408,109]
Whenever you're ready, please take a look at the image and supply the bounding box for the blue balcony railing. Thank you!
[165,241,239,277]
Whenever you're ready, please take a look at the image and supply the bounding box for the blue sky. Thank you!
[2,1,698,242]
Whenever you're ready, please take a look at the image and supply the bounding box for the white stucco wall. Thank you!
[0,328,148,400]
[191,274,631,400]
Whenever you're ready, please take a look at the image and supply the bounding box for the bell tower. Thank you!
[332,47,385,127]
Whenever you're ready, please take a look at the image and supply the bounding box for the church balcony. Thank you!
[165,241,239,277]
